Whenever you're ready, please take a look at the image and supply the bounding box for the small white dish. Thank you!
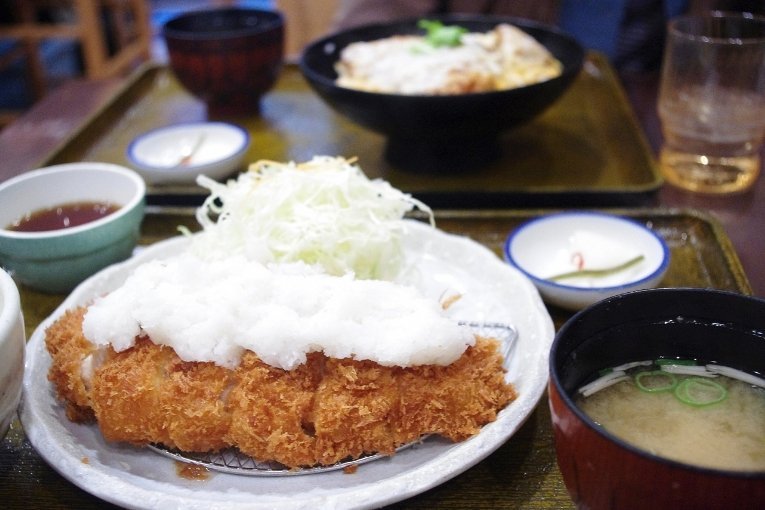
[504,211,670,311]
[127,122,250,184]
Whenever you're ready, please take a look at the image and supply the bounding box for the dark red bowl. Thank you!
[299,14,584,172]
[549,288,765,510]
[163,8,284,117]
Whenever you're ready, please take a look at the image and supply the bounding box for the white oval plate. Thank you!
[126,122,249,184]
[20,220,554,510]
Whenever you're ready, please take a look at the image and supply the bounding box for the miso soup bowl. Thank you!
[163,8,284,117]
[0,163,146,294]
[549,288,765,510]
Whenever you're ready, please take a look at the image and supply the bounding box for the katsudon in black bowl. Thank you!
[299,15,584,172]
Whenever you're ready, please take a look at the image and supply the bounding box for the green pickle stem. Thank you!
[547,255,645,282]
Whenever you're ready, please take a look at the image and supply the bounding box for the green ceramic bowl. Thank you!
[0,163,146,293]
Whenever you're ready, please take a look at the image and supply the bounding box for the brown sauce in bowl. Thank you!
[7,201,119,232]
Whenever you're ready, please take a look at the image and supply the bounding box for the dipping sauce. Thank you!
[174,460,209,481]
[7,201,119,232]
[576,361,765,471]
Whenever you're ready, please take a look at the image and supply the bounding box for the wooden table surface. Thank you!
[0,61,763,509]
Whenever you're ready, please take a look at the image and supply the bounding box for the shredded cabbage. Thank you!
[190,156,433,280]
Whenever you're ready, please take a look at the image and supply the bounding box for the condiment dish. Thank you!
[300,14,584,172]
[549,288,765,509]
[0,163,145,293]
[0,267,24,438]
[126,122,250,184]
[503,211,670,310]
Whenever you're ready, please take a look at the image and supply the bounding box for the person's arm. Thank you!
[333,0,436,30]
[333,0,563,30]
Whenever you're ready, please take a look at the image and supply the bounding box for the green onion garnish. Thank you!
[656,358,697,366]
[418,19,467,48]
[674,377,728,407]
[547,255,645,282]
[635,370,677,393]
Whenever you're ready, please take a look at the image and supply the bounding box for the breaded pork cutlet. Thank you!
[313,357,402,466]
[226,351,325,468]
[91,338,234,453]
[45,305,517,469]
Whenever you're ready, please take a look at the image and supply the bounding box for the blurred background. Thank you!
[1,0,761,132]
[0,1,277,130]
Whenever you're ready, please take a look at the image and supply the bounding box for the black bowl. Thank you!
[549,288,765,509]
[299,15,584,172]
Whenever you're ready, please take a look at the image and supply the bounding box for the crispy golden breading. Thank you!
[45,307,97,422]
[45,306,517,468]
[227,351,324,467]
[397,337,514,442]
[313,358,401,465]
[160,356,234,452]
[91,339,234,452]
[91,339,174,447]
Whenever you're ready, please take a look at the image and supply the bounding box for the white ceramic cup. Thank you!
[0,268,25,438]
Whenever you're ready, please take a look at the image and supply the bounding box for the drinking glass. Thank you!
[658,12,765,193]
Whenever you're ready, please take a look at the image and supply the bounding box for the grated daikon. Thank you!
[82,253,475,370]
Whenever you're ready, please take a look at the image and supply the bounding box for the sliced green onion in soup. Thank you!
[655,358,697,366]
[635,370,678,392]
[674,377,728,407]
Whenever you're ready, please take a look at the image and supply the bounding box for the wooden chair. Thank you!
[0,0,152,102]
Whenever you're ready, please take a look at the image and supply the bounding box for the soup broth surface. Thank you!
[8,201,119,232]
[577,367,765,471]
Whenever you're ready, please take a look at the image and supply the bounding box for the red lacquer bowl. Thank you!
[549,288,765,510]
[163,8,284,117]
